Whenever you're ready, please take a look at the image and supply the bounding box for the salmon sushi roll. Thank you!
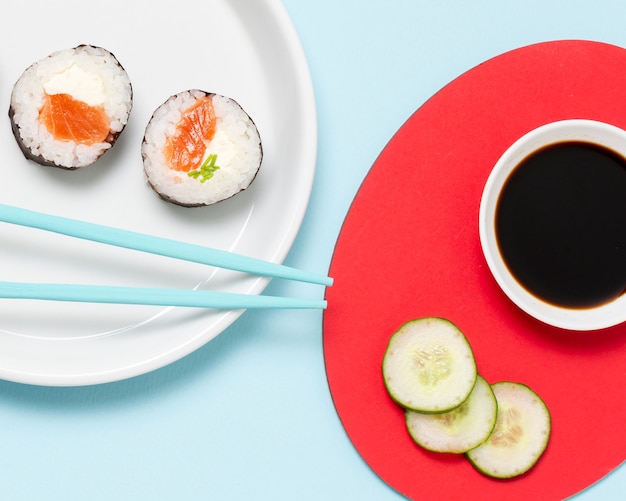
[141,90,262,207]
[9,44,133,169]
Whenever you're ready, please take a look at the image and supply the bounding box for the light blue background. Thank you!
[0,1,623,499]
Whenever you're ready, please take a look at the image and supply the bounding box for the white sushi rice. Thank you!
[10,45,132,168]
[142,90,262,207]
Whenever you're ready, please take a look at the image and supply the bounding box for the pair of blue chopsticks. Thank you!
[0,203,332,310]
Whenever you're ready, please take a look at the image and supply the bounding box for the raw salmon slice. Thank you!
[39,93,110,145]
[164,96,216,172]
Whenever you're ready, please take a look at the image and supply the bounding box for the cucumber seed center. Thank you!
[488,405,524,447]
[413,343,452,386]
[438,399,470,428]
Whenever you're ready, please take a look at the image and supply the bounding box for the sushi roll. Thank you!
[9,44,133,169]
[141,90,262,207]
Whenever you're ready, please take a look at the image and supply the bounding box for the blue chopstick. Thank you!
[0,281,327,310]
[0,203,333,286]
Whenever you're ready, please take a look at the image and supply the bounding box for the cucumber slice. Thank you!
[466,381,551,478]
[382,317,477,413]
[405,375,497,453]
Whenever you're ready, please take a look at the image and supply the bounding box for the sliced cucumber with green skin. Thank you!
[382,317,477,413]
[466,381,551,479]
[405,375,497,454]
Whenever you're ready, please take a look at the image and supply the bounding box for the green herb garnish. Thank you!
[188,154,220,182]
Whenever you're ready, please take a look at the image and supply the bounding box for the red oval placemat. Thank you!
[323,40,626,501]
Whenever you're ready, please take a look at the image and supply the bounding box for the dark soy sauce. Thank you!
[495,141,626,309]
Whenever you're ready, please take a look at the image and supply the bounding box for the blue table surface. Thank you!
[1,1,623,499]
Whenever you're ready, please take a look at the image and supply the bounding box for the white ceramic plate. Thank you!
[0,0,317,386]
